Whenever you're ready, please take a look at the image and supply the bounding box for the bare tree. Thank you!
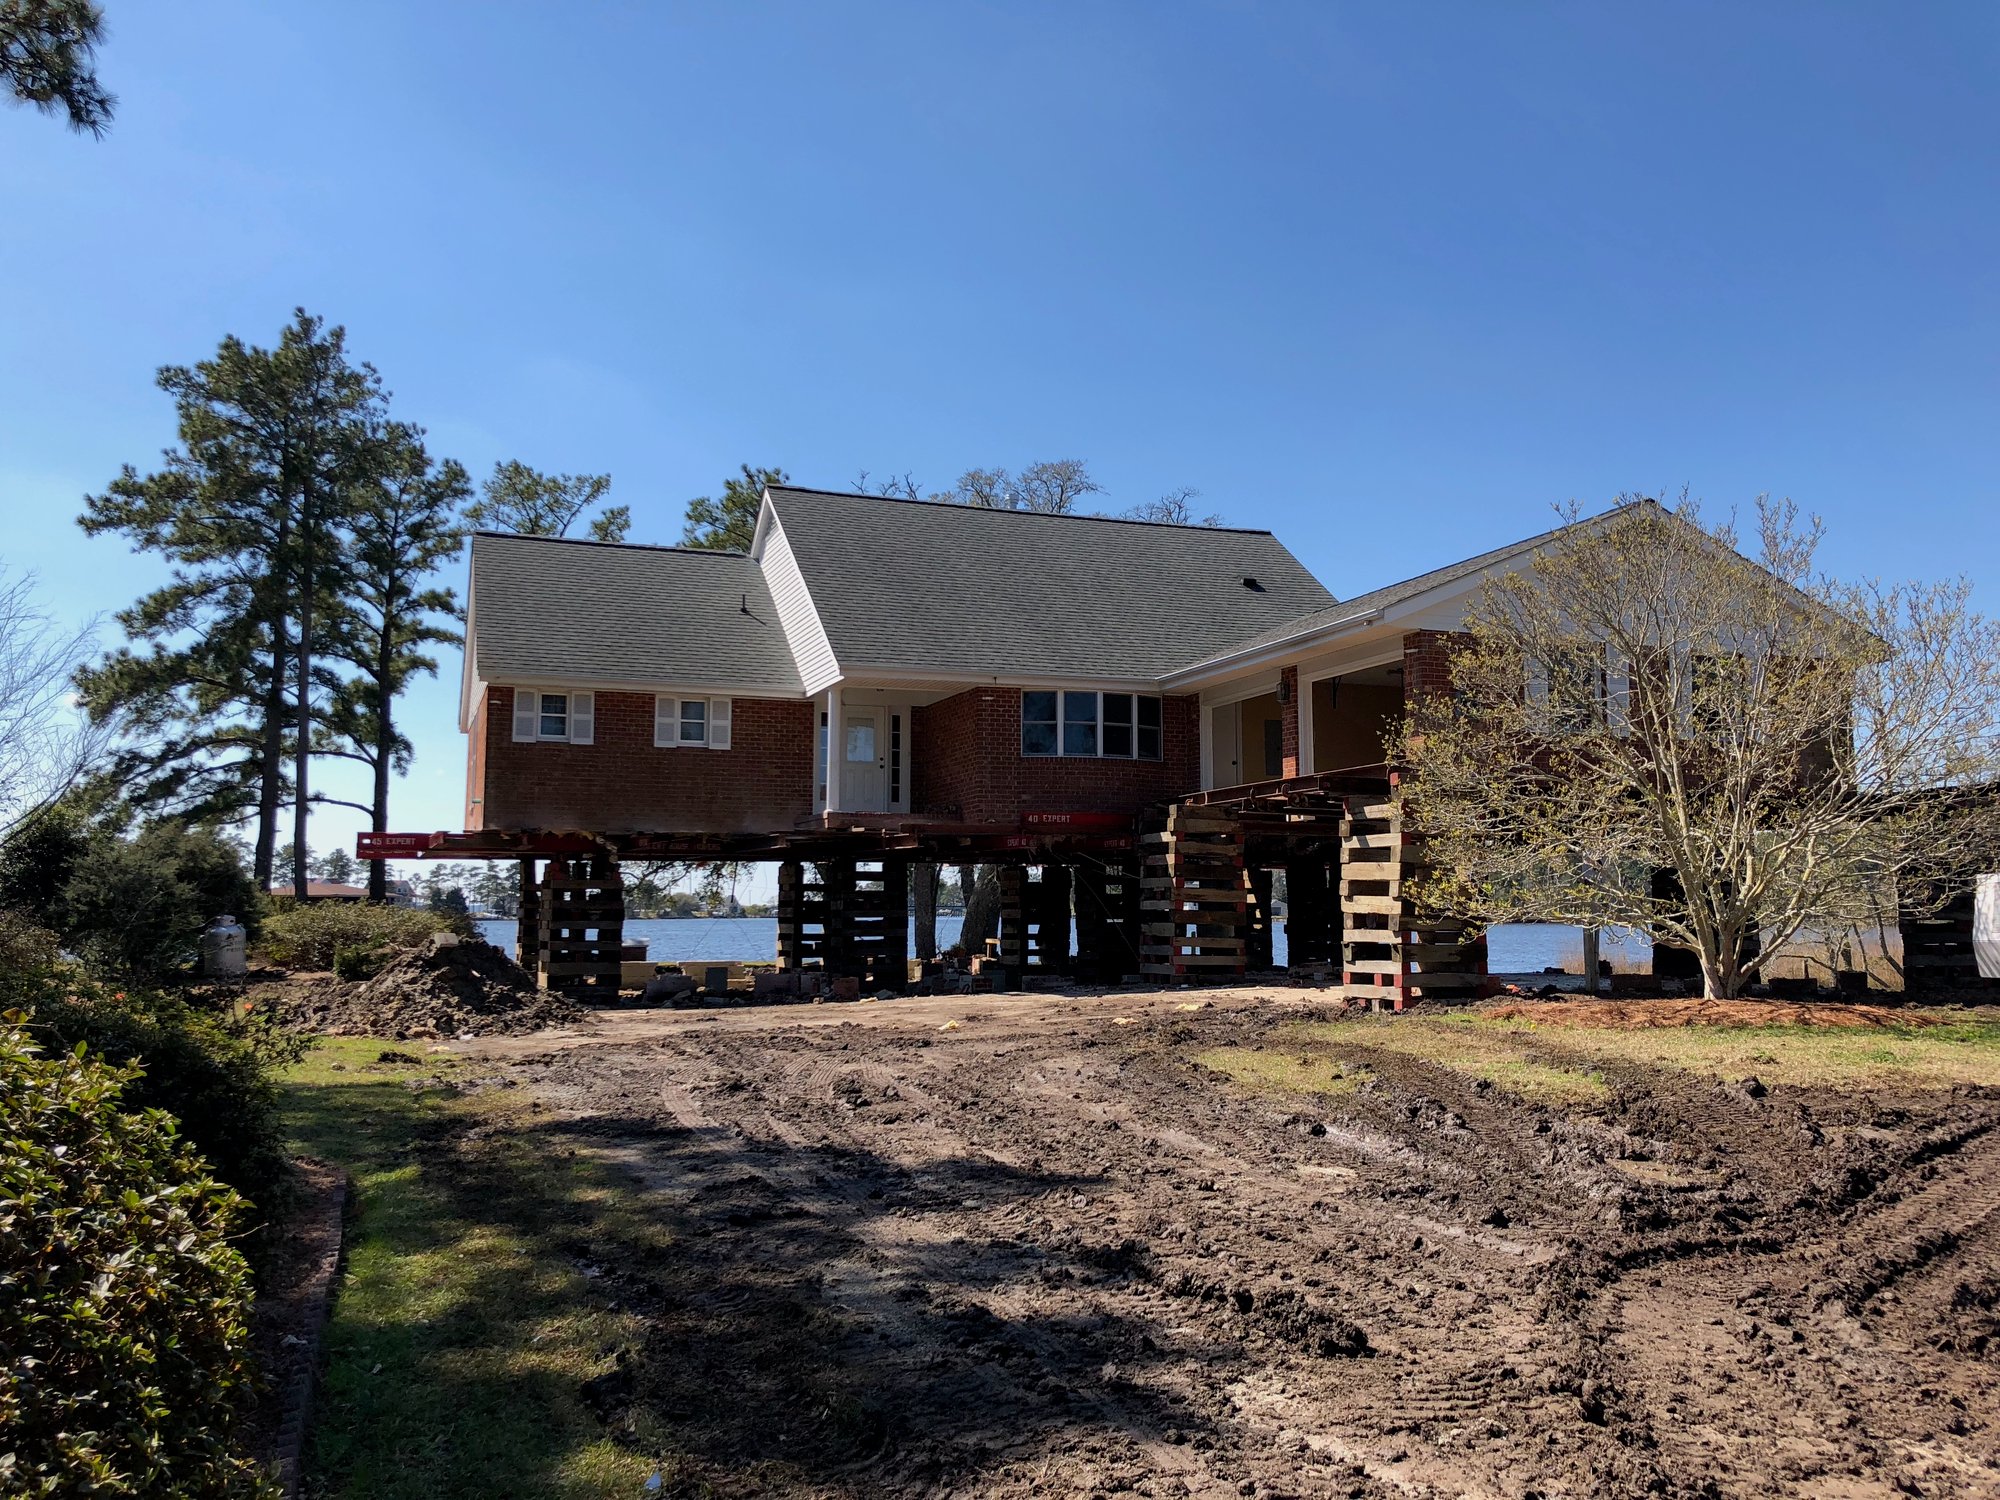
[937,460,1103,514]
[853,470,923,500]
[0,567,104,841]
[1125,486,1224,527]
[1396,495,2000,999]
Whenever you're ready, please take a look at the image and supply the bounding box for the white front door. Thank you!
[839,708,889,813]
[1210,703,1243,788]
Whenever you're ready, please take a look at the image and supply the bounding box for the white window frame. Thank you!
[654,695,733,750]
[1020,689,1164,761]
[511,687,593,744]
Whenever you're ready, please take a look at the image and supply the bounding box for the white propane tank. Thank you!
[201,914,248,978]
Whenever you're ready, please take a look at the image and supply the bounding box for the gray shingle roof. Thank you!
[469,532,803,692]
[1178,504,1648,670]
[765,488,1337,680]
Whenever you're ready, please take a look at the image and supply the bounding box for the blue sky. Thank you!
[3,1,1995,891]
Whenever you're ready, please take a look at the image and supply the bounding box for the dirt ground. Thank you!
[457,988,2000,1499]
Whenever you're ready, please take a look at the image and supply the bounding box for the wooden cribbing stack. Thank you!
[536,854,624,994]
[1281,854,1339,971]
[1139,805,1249,982]
[1339,795,1484,1011]
[1901,883,1999,1002]
[775,859,826,972]
[824,859,908,984]
[1073,855,1142,983]
[997,865,1029,973]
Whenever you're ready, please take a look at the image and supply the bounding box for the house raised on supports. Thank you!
[391,489,1695,1001]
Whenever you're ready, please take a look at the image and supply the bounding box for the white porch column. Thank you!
[822,688,843,815]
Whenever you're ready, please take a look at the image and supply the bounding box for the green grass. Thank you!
[1194,1019,1610,1108]
[1195,1046,1367,1099]
[1274,1012,2000,1098]
[1458,1013,2000,1090]
[1307,1017,1612,1105]
[281,1038,673,1499]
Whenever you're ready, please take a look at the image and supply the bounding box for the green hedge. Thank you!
[259,901,469,977]
[26,987,304,1269]
[1,916,305,1275]
[0,1018,274,1497]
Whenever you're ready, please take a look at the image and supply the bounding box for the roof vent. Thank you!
[1241,576,1265,592]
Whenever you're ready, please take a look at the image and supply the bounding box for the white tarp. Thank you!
[1977,873,2000,980]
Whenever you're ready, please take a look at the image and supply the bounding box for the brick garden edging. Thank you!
[258,1162,351,1498]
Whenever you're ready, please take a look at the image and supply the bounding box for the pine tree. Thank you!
[1,0,113,135]
[77,311,387,889]
[682,465,789,551]
[468,461,626,541]
[321,423,469,901]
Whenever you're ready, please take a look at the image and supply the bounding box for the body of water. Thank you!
[478,916,1650,975]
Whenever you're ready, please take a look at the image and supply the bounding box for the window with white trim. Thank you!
[511,687,593,744]
[654,695,733,749]
[1022,690,1163,760]
[539,693,568,739]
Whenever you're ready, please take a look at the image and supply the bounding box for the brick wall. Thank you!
[912,688,1200,824]
[1279,665,1300,777]
[469,686,814,834]
[1402,629,1472,708]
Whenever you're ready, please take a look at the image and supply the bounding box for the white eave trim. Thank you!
[458,579,480,733]
[834,664,1167,694]
[1161,608,1384,690]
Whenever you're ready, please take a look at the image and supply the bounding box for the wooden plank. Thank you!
[1339,830,1408,850]
[1342,895,1403,916]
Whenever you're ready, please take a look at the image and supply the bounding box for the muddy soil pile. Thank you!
[493,994,2000,1499]
[286,935,584,1038]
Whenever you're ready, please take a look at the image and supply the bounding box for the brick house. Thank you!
[459,486,1600,838]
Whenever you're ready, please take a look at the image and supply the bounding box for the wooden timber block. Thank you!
[1342,895,1403,916]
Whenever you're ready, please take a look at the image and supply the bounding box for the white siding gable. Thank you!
[757,513,840,695]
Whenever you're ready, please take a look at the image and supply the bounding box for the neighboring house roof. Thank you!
[468,531,804,692]
[268,880,369,900]
[762,487,1337,681]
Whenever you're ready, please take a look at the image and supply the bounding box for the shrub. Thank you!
[24,981,304,1272]
[259,900,467,976]
[59,823,260,979]
[0,1017,274,1497]
[0,817,260,981]
[0,811,90,928]
[0,908,62,981]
